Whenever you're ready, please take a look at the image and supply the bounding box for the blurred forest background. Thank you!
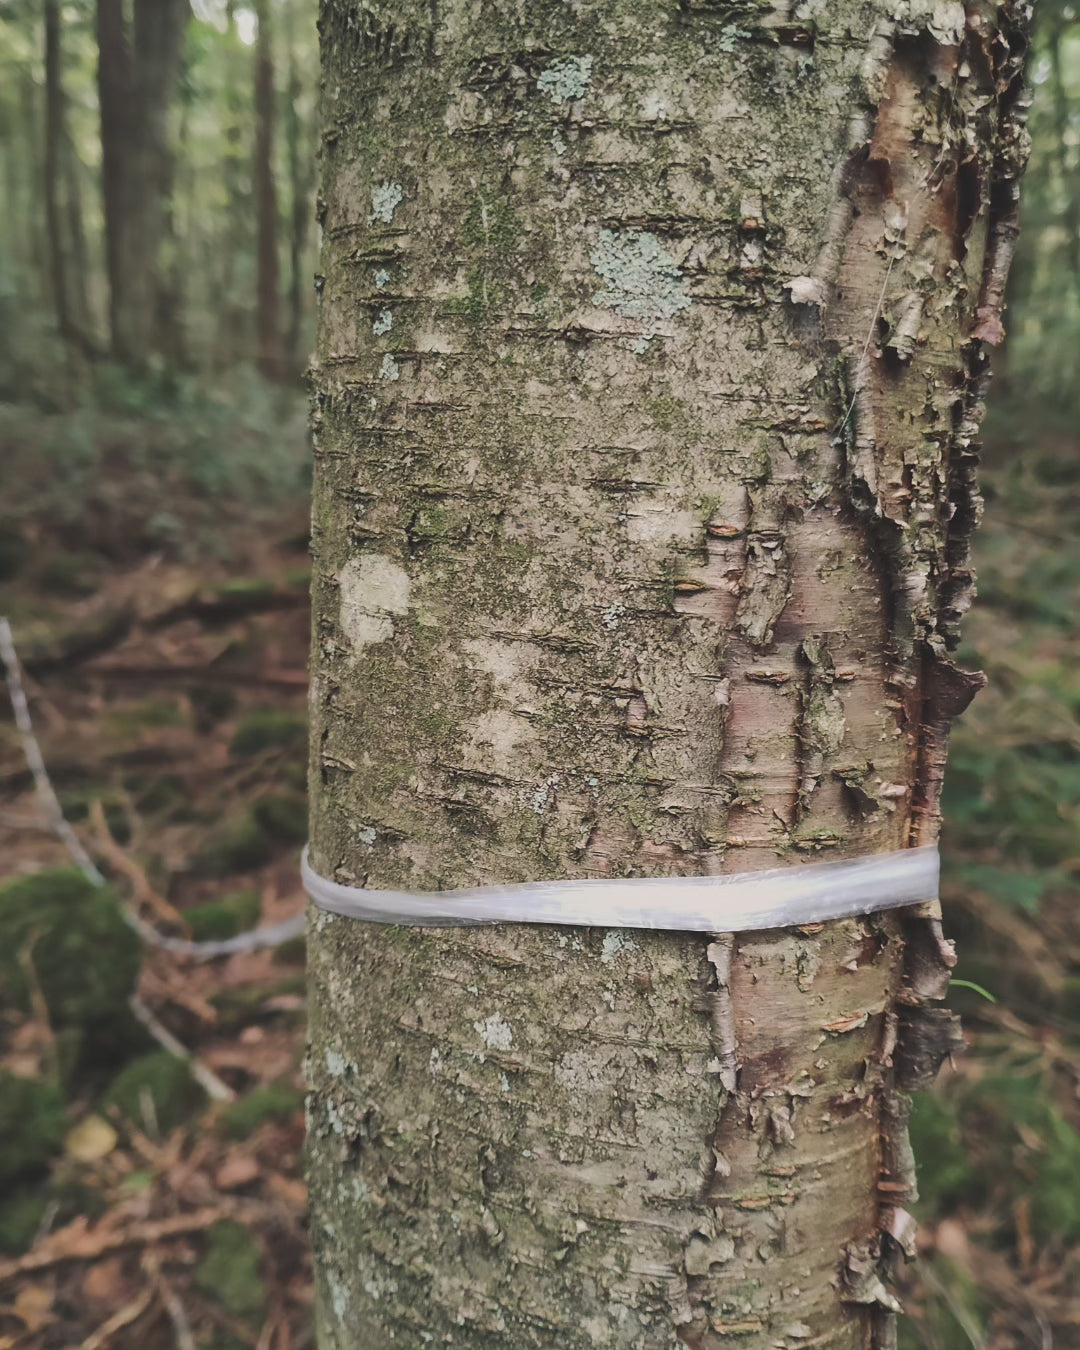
[0,2,1079,1348]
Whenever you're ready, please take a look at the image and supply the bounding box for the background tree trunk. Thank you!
[284,0,313,373]
[254,0,283,381]
[43,0,71,346]
[96,0,188,367]
[306,2,1031,1347]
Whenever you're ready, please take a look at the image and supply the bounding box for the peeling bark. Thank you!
[307,2,1031,1345]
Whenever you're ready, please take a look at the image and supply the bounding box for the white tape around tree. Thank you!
[301,844,938,933]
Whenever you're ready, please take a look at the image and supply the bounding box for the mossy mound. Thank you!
[192,793,307,877]
[0,1187,51,1255]
[103,1051,206,1134]
[186,889,261,941]
[211,974,305,1034]
[252,792,307,846]
[221,1083,303,1140]
[229,708,306,758]
[196,1220,266,1321]
[0,1072,67,1188]
[192,815,275,876]
[0,869,141,1038]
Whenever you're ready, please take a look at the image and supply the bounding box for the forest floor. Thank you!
[0,387,1078,1350]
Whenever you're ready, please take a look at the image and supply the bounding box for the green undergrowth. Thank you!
[196,1220,267,1322]
[191,791,307,876]
[103,1051,206,1134]
[230,708,307,757]
[221,1082,303,1139]
[0,869,144,1082]
[910,1066,1080,1245]
[186,888,262,941]
[905,421,1080,1342]
[0,366,309,565]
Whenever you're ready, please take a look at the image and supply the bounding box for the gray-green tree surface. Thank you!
[306,2,1031,1346]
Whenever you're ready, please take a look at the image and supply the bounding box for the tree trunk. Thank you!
[64,129,94,345]
[284,0,313,373]
[306,4,1031,1348]
[95,0,187,367]
[254,0,283,381]
[43,0,71,345]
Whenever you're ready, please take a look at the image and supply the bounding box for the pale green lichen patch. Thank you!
[325,1048,350,1078]
[889,0,965,42]
[374,268,391,289]
[600,931,638,964]
[369,181,403,224]
[378,353,400,381]
[473,1013,513,1050]
[372,308,393,336]
[537,55,594,105]
[590,229,691,348]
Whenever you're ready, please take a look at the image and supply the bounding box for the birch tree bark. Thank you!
[306,3,1031,1347]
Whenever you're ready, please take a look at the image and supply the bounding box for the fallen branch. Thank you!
[0,1207,239,1282]
[130,996,235,1103]
[144,1250,197,1350]
[89,798,189,931]
[78,1284,156,1350]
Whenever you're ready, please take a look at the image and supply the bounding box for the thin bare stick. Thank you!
[89,797,189,930]
[0,1207,245,1282]
[144,1250,198,1350]
[130,995,235,1102]
[78,1285,156,1350]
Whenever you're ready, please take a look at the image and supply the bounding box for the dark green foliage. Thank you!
[0,1187,52,1255]
[211,974,305,1034]
[0,523,31,580]
[192,790,306,875]
[230,708,307,757]
[0,1072,67,1188]
[193,814,275,876]
[912,1069,1080,1245]
[0,869,141,1034]
[252,791,308,845]
[186,888,262,941]
[196,1221,266,1320]
[221,1083,303,1139]
[189,683,238,729]
[103,1051,205,1134]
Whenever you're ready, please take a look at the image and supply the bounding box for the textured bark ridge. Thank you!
[307,3,1030,1346]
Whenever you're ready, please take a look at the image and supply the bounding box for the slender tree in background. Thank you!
[43,0,71,347]
[284,0,314,370]
[254,0,283,380]
[306,1,1031,1345]
[95,0,188,367]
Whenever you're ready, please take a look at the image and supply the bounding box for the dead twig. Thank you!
[144,1250,197,1350]
[78,1284,157,1350]
[129,996,235,1103]
[89,798,189,931]
[0,1207,245,1283]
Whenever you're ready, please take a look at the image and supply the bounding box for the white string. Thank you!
[301,844,939,933]
[0,617,106,886]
